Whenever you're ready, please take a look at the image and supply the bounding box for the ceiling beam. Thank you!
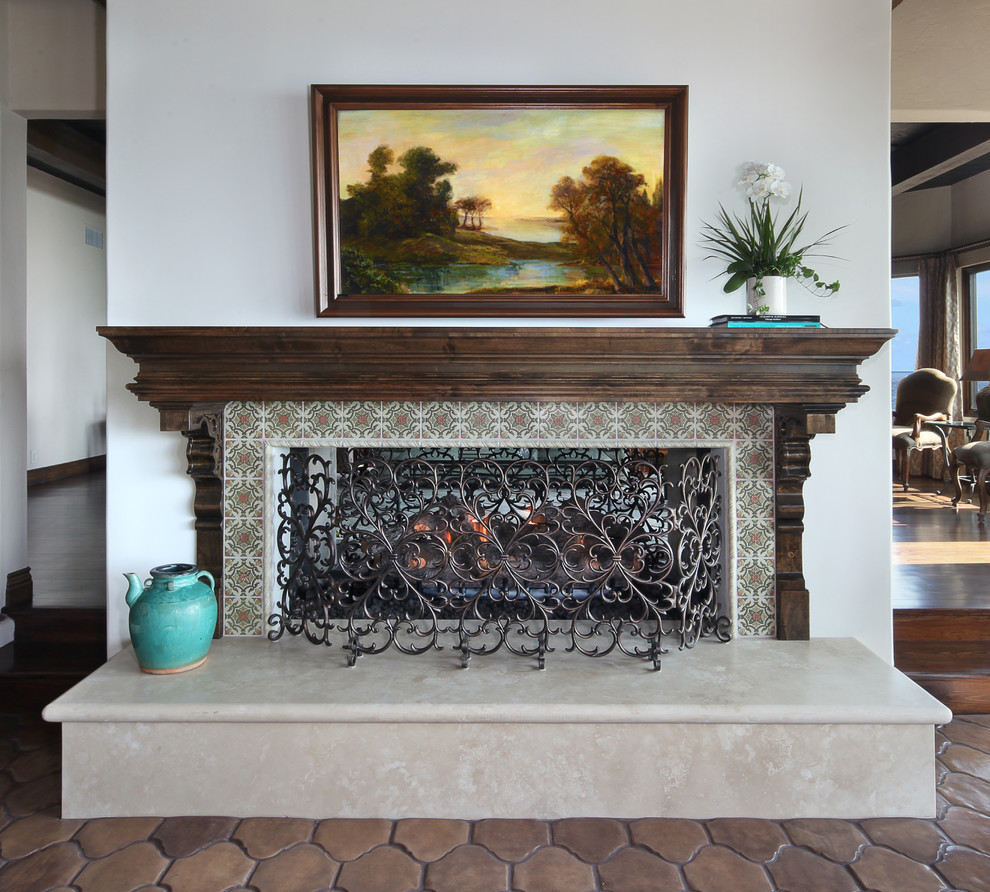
[26,120,105,197]
[891,123,990,195]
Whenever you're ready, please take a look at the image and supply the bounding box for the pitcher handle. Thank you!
[197,570,216,592]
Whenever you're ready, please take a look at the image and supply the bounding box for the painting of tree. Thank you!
[550,156,662,293]
[312,85,687,318]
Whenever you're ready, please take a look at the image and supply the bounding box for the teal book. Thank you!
[710,314,821,328]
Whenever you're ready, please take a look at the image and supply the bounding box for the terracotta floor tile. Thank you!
[859,817,947,863]
[155,815,240,857]
[938,804,990,849]
[936,845,990,892]
[682,846,773,892]
[3,770,61,817]
[313,818,392,861]
[706,818,787,862]
[849,846,947,892]
[73,816,164,858]
[766,846,861,892]
[12,721,59,752]
[0,841,86,890]
[628,818,707,863]
[938,771,990,813]
[782,818,868,863]
[423,844,508,892]
[232,816,314,858]
[551,818,627,863]
[512,846,596,892]
[940,742,990,778]
[7,744,60,783]
[393,818,469,861]
[597,846,683,892]
[251,843,339,892]
[0,738,17,770]
[935,760,951,784]
[334,845,422,892]
[935,793,952,820]
[73,840,170,892]
[941,720,990,752]
[473,818,548,862]
[0,806,84,859]
[161,841,257,892]
[3,706,990,892]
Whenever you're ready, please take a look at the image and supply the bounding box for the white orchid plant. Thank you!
[701,161,843,299]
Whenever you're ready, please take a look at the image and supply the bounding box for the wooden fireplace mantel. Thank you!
[98,326,893,429]
[99,325,894,642]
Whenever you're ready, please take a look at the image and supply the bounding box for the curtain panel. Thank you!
[916,252,963,478]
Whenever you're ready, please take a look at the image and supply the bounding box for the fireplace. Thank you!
[268,440,730,668]
[99,325,897,645]
[224,398,769,662]
[42,324,957,821]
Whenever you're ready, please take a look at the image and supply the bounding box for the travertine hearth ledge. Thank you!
[45,638,950,820]
[46,637,949,726]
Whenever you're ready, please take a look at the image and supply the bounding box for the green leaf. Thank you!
[724,271,749,292]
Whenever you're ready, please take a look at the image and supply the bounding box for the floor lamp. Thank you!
[962,348,990,421]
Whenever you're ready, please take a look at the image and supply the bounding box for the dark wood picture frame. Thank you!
[312,84,687,318]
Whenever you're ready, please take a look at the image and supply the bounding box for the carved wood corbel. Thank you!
[773,406,840,639]
[181,404,225,638]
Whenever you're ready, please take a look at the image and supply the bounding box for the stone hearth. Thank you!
[46,637,949,819]
[44,325,953,821]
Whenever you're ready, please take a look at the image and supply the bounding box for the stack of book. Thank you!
[709,314,821,329]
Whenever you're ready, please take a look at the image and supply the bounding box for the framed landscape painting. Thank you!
[312,85,687,318]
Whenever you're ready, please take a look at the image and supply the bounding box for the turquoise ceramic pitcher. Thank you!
[125,563,217,674]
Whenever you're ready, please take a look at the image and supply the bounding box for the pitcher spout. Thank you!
[124,572,144,608]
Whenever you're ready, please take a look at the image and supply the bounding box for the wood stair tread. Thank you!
[893,603,990,710]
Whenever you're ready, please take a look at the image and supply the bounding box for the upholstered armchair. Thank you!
[952,420,990,524]
[892,368,958,491]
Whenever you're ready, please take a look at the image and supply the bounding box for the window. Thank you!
[891,274,921,408]
[962,264,990,411]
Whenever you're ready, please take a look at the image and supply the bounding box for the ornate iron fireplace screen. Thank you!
[269,446,730,668]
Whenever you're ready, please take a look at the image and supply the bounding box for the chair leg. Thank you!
[903,447,913,491]
[952,459,965,508]
[978,469,989,525]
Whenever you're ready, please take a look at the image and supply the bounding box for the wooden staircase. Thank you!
[894,608,990,713]
[0,570,106,715]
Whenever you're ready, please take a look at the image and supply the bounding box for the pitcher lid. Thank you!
[149,563,198,578]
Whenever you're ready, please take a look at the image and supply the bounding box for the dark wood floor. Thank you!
[892,480,990,610]
[27,472,106,609]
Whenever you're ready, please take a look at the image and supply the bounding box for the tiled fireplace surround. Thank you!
[222,398,775,641]
[44,326,953,820]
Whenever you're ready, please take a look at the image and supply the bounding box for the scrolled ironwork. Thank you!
[268,446,730,668]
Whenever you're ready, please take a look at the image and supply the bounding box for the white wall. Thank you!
[893,168,990,257]
[26,168,106,469]
[0,0,103,627]
[892,188,953,256]
[105,0,895,657]
[892,0,990,122]
[949,167,990,248]
[0,104,27,626]
[4,0,105,117]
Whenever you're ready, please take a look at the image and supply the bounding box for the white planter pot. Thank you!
[745,276,787,316]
